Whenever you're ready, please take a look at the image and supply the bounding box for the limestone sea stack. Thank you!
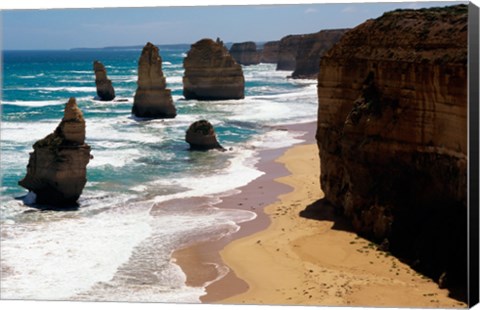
[185,120,224,150]
[260,41,280,63]
[132,42,176,118]
[317,5,467,291]
[19,98,92,206]
[93,60,115,101]
[291,29,348,79]
[229,41,260,65]
[183,38,245,100]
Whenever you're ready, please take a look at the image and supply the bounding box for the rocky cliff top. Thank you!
[230,41,257,52]
[325,4,467,64]
[184,38,236,68]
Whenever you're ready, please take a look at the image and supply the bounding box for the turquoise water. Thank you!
[0,48,317,302]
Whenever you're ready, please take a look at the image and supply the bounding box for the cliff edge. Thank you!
[316,4,468,297]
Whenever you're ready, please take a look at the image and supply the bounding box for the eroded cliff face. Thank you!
[183,38,245,100]
[19,98,92,206]
[291,29,348,79]
[132,42,177,118]
[260,41,280,63]
[276,34,303,71]
[316,5,468,294]
[230,41,260,65]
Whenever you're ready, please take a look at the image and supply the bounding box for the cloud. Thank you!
[341,6,358,13]
[304,7,317,14]
[407,3,422,9]
[341,5,369,14]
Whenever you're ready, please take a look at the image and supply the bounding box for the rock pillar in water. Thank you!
[93,60,116,101]
[132,42,177,118]
[183,38,245,100]
[19,98,92,206]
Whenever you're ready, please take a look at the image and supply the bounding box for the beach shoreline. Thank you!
[215,144,466,308]
[175,121,466,308]
[172,121,317,303]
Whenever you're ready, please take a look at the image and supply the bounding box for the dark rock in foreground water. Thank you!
[186,120,224,150]
[132,42,176,118]
[19,98,92,206]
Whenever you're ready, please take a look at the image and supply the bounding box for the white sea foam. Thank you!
[249,129,306,150]
[1,100,66,107]
[166,75,183,84]
[0,198,153,300]
[1,53,321,303]
[14,86,97,92]
[70,70,92,74]
[1,121,59,143]
[88,148,141,168]
[150,149,263,204]
[70,203,254,302]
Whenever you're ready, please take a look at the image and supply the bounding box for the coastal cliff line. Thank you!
[316,4,468,297]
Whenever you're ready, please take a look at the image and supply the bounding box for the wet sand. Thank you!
[173,122,316,302]
[174,121,466,308]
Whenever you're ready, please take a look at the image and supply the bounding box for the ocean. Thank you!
[0,47,317,302]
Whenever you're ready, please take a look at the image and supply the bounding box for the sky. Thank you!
[1,0,465,50]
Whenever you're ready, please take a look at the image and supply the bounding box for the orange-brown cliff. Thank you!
[229,41,260,65]
[260,41,280,63]
[292,29,348,79]
[317,5,467,296]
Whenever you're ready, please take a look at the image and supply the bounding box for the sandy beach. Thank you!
[175,122,466,308]
[218,142,467,308]
[173,122,316,302]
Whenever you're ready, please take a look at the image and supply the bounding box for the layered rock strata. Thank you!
[183,38,245,100]
[260,41,280,63]
[19,98,92,206]
[229,41,260,65]
[185,120,224,150]
[291,29,348,79]
[316,5,468,294]
[132,42,176,118]
[93,60,115,101]
[276,34,303,71]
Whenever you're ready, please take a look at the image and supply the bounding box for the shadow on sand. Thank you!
[299,198,354,233]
